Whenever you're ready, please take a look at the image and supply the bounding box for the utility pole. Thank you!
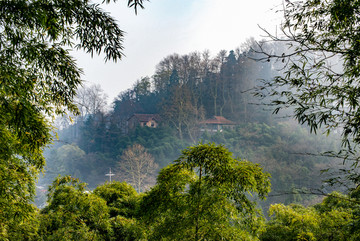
[105,168,115,182]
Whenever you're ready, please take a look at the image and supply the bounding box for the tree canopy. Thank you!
[0,0,145,238]
[39,176,112,240]
[260,192,360,241]
[140,143,271,240]
[36,144,271,240]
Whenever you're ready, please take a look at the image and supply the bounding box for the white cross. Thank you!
[105,168,115,182]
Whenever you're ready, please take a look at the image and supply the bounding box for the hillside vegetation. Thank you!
[40,43,341,208]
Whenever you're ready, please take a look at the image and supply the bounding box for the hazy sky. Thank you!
[75,0,283,102]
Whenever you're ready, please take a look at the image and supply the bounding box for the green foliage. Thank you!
[261,192,360,241]
[47,144,85,177]
[1,208,40,241]
[43,144,114,188]
[39,176,112,240]
[38,178,147,240]
[202,122,339,205]
[0,0,142,237]
[93,181,138,218]
[127,127,189,166]
[0,156,40,240]
[262,204,319,241]
[42,125,189,192]
[113,125,190,167]
[93,182,147,240]
[140,143,271,240]
[109,216,146,241]
[48,118,339,208]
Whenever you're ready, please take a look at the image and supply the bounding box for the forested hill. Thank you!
[39,41,340,207]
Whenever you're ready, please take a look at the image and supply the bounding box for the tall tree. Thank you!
[75,84,108,118]
[202,55,223,117]
[160,85,204,141]
[221,50,238,115]
[133,77,151,101]
[78,111,109,153]
[153,53,181,95]
[118,144,158,193]
[140,143,271,240]
[55,84,108,138]
[215,49,229,116]
[234,39,273,122]
[0,0,145,237]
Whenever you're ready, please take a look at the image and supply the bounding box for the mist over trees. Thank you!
[256,0,360,194]
[47,40,277,173]
[4,0,360,239]
[42,38,341,211]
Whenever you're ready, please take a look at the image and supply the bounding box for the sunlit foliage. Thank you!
[140,143,271,240]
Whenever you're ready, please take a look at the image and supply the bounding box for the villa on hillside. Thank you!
[127,114,161,130]
[199,116,236,132]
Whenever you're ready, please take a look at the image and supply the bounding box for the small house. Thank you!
[127,114,161,130]
[199,116,236,132]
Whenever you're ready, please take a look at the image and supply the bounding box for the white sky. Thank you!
[74,0,284,102]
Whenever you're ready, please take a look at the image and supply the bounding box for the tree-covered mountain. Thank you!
[39,41,341,209]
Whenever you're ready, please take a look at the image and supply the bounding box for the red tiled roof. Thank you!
[199,116,236,125]
[128,114,161,122]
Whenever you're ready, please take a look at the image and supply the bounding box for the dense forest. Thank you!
[3,0,360,240]
[39,42,339,206]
